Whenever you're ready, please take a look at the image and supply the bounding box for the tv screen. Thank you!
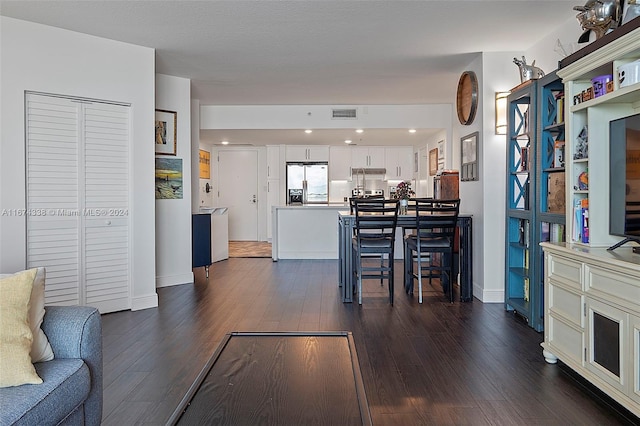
[609,114,640,244]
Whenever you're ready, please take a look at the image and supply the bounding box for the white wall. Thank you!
[192,99,204,213]
[201,104,452,134]
[452,54,486,301]
[155,74,194,288]
[526,16,585,77]
[476,52,522,303]
[0,17,158,310]
[464,19,583,303]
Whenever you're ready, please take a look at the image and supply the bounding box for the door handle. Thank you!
[251,194,257,204]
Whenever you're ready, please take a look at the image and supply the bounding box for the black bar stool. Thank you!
[351,198,399,305]
[403,198,460,303]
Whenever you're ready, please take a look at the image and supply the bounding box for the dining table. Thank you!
[337,210,473,303]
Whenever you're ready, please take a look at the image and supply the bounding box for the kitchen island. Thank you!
[271,204,347,260]
[272,204,473,302]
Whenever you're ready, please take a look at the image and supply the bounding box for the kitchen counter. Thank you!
[272,205,347,260]
[276,203,349,208]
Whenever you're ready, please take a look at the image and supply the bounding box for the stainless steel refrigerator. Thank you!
[286,162,328,204]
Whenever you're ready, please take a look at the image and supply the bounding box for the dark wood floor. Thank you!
[101,258,636,425]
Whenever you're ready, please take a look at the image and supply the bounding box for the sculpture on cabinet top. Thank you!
[513,57,545,83]
[574,0,622,41]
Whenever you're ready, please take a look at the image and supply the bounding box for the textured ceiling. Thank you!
[1,0,581,145]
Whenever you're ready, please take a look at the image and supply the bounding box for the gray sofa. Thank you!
[0,306,103,426]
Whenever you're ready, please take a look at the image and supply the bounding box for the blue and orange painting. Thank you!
[155,157,183,199]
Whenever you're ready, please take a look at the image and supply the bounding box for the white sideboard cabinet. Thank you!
[541,242,640,418]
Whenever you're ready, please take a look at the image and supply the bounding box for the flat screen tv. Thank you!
[609,113,640,252]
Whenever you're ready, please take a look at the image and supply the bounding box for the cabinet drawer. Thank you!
[547,253,582,290]
[549,281,583,327]
[548,315,584,367]
[585,265,640,312]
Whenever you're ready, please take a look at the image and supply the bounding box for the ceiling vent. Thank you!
[331,108,357,119]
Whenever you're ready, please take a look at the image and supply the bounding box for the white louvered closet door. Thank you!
[26,93,131,313]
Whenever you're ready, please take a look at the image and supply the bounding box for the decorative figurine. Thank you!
[513,57,545,83]
[574,0,622,41]
[574,125,589,160]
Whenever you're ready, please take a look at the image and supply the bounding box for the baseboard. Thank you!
[156,272,194,288]
[131,292,159,311]
[476,286,504,303]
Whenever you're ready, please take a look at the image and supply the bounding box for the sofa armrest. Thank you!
[41,306,103,426]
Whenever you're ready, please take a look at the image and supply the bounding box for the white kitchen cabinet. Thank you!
[285,145,329,162]
[352,146,385,169]
[267,145,282,179]
[384,147,413,180]
[541,242,640,418]
[329,146,352,180]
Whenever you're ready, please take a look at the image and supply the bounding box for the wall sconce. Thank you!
[495,91,510,135]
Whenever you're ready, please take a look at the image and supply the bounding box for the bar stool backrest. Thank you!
[349,195,385,214]
[352,198,399,242]
[413,198,460,242]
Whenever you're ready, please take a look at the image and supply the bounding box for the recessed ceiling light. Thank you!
[221,140,229,145]
[305,129,313,134]
[344,139,352,144]
[409,129,417,133]
[355,129,364,133]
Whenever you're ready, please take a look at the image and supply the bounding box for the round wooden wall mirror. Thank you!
[456,71,478,125]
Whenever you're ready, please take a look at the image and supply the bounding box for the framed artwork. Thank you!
[429,148,438,176]
[199,149,211,179]
[414,151,419,173]
[461,131,479,181]
[437,140,445,172]
[155,109,177,155]
[155,157,183,199]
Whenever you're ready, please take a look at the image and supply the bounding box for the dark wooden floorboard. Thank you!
[101,258,636,425]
